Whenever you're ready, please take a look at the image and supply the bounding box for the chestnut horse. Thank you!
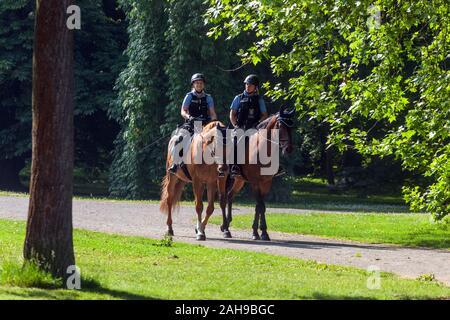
[160,120,228,240]
[221,108,295,241]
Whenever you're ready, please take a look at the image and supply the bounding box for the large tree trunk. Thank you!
[24,0,75,279]
[0,158,26,191]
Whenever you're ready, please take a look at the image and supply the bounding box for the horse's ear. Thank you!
[285,107,296,117]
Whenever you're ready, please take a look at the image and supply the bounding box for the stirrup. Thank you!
[217,165,226,177]
[230,166,241,177]
[274,167,286,177]
[168,164,178,174]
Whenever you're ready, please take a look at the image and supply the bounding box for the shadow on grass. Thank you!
[1,278,157,300]
[196,233,450,251]
[303,292,376,300]
[404,230,450,250]
[234,198,410,213]
[180,234,395,251]
[81,278,158,300]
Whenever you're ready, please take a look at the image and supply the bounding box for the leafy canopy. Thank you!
[206,0,449,219]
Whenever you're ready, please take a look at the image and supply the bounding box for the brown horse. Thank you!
[160,120,228,240]
[221,108,295,241]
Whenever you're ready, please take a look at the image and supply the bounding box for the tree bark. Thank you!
[24,0,75,279]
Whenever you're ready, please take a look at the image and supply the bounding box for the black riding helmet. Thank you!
[191,73,206,84]
[244,74,259,86]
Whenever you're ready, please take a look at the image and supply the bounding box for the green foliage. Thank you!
[109,0,170,198]
[153,234,174,247]
[163,0,243,132]
[0,0,127,184]
[0,0,33,160]
[110,0,249,198]
[416,274,437,282]
[73,0,128,172]
[0,260,63,289]
[206,0,450,219]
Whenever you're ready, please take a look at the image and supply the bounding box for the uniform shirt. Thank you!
[181,90,214,111]
[230,90,267,113]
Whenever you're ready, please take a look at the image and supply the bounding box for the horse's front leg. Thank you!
[193,181,206,241]
[252,188,268,241]
[252,200,261,240]
[225,178,246,238]
[258,196,270,241]
[200,182,216,236]
[217,177,231,238]
[257,181,272,241]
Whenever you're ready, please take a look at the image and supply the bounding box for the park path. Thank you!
[0,195,449,286]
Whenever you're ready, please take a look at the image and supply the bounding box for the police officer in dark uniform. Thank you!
[219,74,268,177]
[168,73,217,174]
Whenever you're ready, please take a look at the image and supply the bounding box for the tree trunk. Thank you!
[319,124,335,185]
[325,147,335,186]
[24,0,75,279]
[0,158,26,191]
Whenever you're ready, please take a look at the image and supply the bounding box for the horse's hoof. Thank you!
[166,230,174,237]
[223,231,232,238]
[220,225,224,232]
[261,233,271,241]
[252,233,260,240]
[196,234,206,241]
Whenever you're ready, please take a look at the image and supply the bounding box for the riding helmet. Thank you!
[191,73,206,84]
[244,74,259,86]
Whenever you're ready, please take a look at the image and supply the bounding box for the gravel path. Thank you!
[0,195,448,286]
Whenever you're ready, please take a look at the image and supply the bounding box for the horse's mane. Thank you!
[203,120,225,132]
[256,113,278,130]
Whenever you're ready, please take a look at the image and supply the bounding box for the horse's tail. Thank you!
[159,173,185,215]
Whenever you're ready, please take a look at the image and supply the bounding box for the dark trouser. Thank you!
[168,122,194,173]
[230,127,244,175]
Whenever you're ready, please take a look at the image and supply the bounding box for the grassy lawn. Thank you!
[282,177,410,213]
[210,213,450,249]
[0,219,449,300]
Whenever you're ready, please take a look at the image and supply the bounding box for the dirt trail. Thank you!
[0,195,448,286]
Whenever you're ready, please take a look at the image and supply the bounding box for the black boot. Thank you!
[274,166,286,177]
[230,165,241,177]
[168,163,178,174]
[217,164,227,177]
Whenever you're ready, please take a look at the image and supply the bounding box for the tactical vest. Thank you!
[188,92,209,120]
[236,93,261,129]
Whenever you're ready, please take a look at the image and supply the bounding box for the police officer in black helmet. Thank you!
[168,73,218,174]
[217,74,268,177]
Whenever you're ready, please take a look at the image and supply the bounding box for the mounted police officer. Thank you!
[217,74,268,177]
[168,73,218,174]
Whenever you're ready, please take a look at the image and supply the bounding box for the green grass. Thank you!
[210,213,450,249]
[0,261,63,289]
[0,219,449,300]
[283,177,410,213]
[0,191,28,198]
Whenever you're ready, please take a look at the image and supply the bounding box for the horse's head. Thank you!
[275,107,295,155]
